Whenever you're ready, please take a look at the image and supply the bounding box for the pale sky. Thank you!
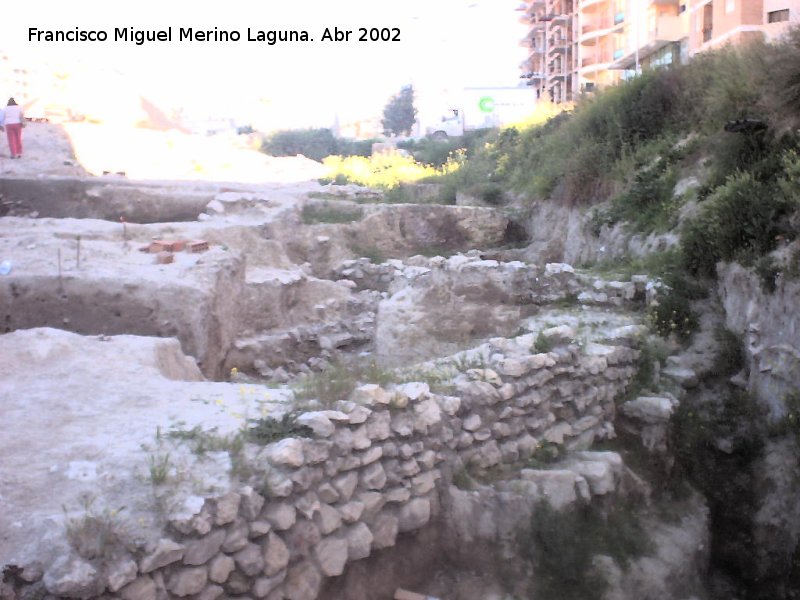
[1,0,530,130]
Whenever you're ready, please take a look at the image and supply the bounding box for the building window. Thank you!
[768,9,790,23]
[725,0,735,14]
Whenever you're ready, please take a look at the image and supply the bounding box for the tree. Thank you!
[381,85,417,137]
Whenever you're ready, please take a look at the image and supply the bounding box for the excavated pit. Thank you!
[0,174,710,600]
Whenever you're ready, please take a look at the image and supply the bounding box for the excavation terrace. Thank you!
[0,132,705,600]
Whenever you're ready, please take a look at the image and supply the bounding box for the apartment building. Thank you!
[519,0,800,102]
[688,0,800,54]
[519,0,579,104]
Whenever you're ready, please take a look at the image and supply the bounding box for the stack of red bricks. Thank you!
[139,239,209,264]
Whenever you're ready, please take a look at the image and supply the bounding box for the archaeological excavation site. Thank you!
[1,107,799,600]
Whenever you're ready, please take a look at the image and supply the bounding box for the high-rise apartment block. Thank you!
[519,0,800,103]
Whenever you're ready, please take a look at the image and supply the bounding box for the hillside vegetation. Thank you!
[436,30,800,278]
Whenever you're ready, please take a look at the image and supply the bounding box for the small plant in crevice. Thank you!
[452,468,477,491]
[533,331,554,354]
[63,496,133,560]
[148,453,171,485]
[755,254,780,294]
[243,412,314,445]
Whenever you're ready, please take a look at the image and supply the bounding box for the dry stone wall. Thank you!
[6,331,639,600]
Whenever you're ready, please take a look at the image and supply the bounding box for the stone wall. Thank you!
[4,330,639,600]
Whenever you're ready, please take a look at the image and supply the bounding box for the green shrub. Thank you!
[647,292,698,342]
[518,500,652,600]
[262,128,339,162]
[301,202,363,224]
[682,172,797,276]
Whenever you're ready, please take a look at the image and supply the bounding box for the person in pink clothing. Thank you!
[1,98,25,159]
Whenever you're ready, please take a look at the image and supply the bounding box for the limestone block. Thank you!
[436,394,461,415]
[359,445,384,465]
[543,422,572,445]
[265,469,294,497]
[525,353,557,369]
[496,358,528,378]
[413,398,442,431]
[498,383,516,400]
[461,380,502,403]
[572,415,600,433]
[208,555,235,583]
[314,504,343,535]
[240,487,266,521]
[344,404,372,425]
[462,414,482,432]
[317,482,340,504]
[357,491,386,520]
[352,425,372,450]
[361,462,388,490]
[250,521,272,538]
[212,491,241,526]
[352,383,393,406]
[262,502,297,531]
[234,543,265,576]
[295,491,321,519]
[621,396,675,424]
[194,584,224,600]
[345,523,374,560]
[411,471,438,495]
[262,532,291,577]
[291,466,324,491]
[253,571,286,599]
[568,459,616,496]
[166,567,208,597]
[492,422,512,438]
[267,438,305,468]
[366,410,392,440]
[332,471,359,501]
[314,537,349,576]
[284,561,322,600]
[520,469,581,510]
[396,381,430,401]
[391,413,415,437]
[417,449,437,470]
[184,530,226,566]
[398,498,431,532]
[296,412,335,437]
[372,512,399,549]
[466,368,503,386]
[541,325,576,345]
[285,519,322,560]
[106,557,138,592]
[140,539,185,573]
[119,576,157,600]
[399,459,421,477]
[338,500,365,523]
[474,428,492,442]
[222,519,250,553]
[384,486,412,503]
[473,440,502,468]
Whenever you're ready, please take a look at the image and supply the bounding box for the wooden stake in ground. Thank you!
[58,248,63,289]
[120,217,128,248]
[76,235,81,269]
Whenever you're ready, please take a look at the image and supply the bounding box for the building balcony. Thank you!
[579,20,624,44]
[609,15,686,69]
[580,0,609,12]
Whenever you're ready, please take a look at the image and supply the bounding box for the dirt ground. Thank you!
[0,121,327,183]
